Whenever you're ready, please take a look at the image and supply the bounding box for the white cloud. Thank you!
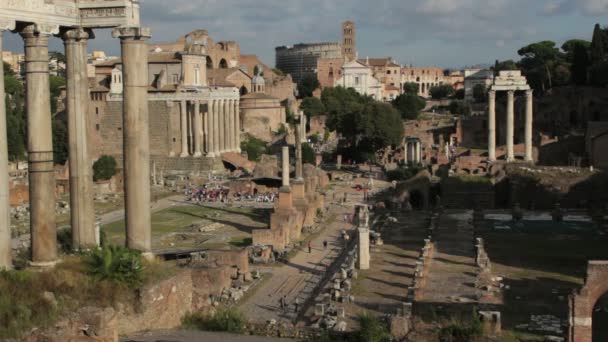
[542,0,608,15]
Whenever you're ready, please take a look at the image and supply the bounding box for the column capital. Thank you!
[112,26,151,40]
[526,89,534,96]
[506,89,515,96]
[61,28,95,42]
[0,19,16,32]
[19,23,59,38]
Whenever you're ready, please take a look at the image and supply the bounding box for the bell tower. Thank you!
[342,21,356,62]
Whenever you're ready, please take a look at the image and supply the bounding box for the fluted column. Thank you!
[235,100,241,153]
[282,146,290,187]
[63,28,96,249]
[217,99,224,153]
[488,90,496,162]
[223,99,230,153]
[179,100,188,157]
[213,99,221,156]
[113,26,152,254]
[21,24,58,266]
[506,90,515,162]
[193,100,202,157]
[203,106,210,155]
[525,89,533,162]
[227,100,235,152]
[0,27,13,269]
[207,100,215,157]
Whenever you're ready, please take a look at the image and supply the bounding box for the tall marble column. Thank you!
[193,101,202,157]
[213,99,221,156]
[506,90,515,162]
[223,99,230,152]
[415,142,422,164]
[203,108,209,155]
[0,27,13,269]
[488,90,496,162]
[525,89,533,162]
[179,100,188,157]
[227,100,235,152]
[282,146,290,187]
[113,27,152,254]
[21,24,58,266]
[207,100,215,157]
[217,99,224,153]
[234,100,241,153]
[63,28,96,249]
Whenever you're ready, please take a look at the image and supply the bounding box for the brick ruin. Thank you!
[568,261,608,342]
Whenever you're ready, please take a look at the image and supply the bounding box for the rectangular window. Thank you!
[355,77,359,85]
[96,124,100,131]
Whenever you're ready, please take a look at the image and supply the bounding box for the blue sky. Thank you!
[3,0,608,69]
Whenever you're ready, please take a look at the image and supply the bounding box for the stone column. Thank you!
[179,100,188,157]
[282,146,290,187]
[227,99,234,152]
[357,206,370,270]
[203,107,210,155]
[216,99,223,154]
[416,141,422,164]
[488,90,496,162]
[235,100,241,153]
[113,27,152,254]
[21,24,59,266]
[0,27,13,269]
[63,28,96,249]
[506,90,515,162]
[193,101,202,157]
[208,100,216,158]
[295,119,303,179]
[223,99,230,152]
[525,89,533,162]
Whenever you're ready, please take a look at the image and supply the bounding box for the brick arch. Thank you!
[569,261,608,342]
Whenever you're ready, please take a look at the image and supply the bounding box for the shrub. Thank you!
[240,135,269,162]
[302,143,316,164]
[182,307,245,333]
[386,165,425,181]
[438,313,483,342]
[353,312,391,342]
[277,123,288,136]
[93,155,117,182]
[85,246,143,288]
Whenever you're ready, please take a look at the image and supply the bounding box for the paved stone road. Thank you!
[422,210,479,304]
[122,330,293,342]
[239,181,370,324]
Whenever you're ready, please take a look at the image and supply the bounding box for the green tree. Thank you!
[472,84,487,103]
[4,74,26,160]
[3,61,14,77]
[355,102,403,152]
[590,23,607,64]
[517,41,562,92]
[392,93,425,120]
[49,75,66,114]
[52,117,68,165]
[300,97,325,118]
[429,84,454,99]
[449,100,472,116]
[302,143,315,164]
[589,62,608,87]
[240,135,269,162]
[562,39,591,60]
[297,74,320,99]
[453,88,465,100]
[402,82,419,95]
[569,41,591,85]
[493,59,518,75]
[93,155,118,181]
[321,86,368,135]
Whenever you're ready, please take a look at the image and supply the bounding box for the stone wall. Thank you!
[569,261,608,342]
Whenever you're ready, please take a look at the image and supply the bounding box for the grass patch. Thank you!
[229,236,253,248]
[352,312,391,342]
[437,312,483,342]
[182,306,245,333]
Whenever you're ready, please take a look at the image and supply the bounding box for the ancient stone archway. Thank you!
[219,58,228,69]
[206,56,213,69]
[240,85,248,96]
[569,261,608,342]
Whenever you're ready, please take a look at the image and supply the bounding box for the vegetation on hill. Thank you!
[392,93,426,120]
[297,74,320,98]
[93,155,118,182]
[240,135,270,162]
[429,84,454,100]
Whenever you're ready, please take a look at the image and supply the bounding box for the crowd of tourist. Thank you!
[185,185,278,204]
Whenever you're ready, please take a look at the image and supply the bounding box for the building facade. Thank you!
[335,60,382,99]
[464,69,494,101]
[401,67,448,98]
[342,21,356,62]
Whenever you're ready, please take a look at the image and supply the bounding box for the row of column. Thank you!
[405,140,422,164]
[487,89,533,163]
[0,25,153,269]
[179,98,240,158]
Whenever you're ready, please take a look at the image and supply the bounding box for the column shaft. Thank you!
[235,100,241,153]
[488,90,496,161]
[203,106,209,154]
[218,99,225,153]
[113,27,152,253]
[506,90,515,162]
[193,101,202,157]
[207,100,215,157]
[282,146,290,187]
[0,31,12,269]
[180,100,188,157]
[223,100,230,152]
[21,26,57,265]
[295,119,303,179]
[227,100,234,152]
[63,28,96,249]
[525,90,533,162]
[213,99,220,155]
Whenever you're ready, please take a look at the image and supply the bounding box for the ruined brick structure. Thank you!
[569,261,608,342]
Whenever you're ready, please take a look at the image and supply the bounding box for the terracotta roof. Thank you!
[385,85,400,91]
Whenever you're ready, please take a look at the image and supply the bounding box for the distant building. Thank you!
[464,69,493,101]
[401,67,447,98]
[335,60,382,100]
[275,21,356,83]
[2,50,24,75]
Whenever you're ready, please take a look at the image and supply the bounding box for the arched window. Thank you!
[329,67,334,78]
[219,59,228,69]
[240,86,248,96]
[206,56,213,69]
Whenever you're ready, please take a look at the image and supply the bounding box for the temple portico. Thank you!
[487,70,533,163]
[0,0,151,268]
[405,137,422,164]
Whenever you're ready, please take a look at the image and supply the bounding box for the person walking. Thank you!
[307,240,312,253]
[279,296,285,311]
